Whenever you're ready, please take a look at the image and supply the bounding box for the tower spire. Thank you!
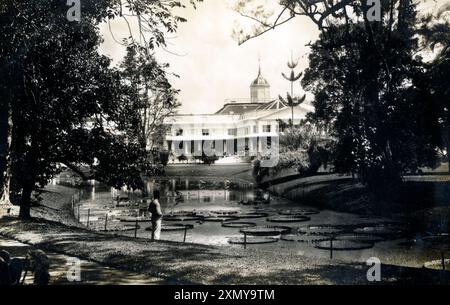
[258,54,261,76]
[250,54,270,103]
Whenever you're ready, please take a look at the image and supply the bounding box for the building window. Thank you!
[175,128,183,136]
[253,125,258,133]
[262,125,271,133]
[228,128,237,136]
[202,129,209,136]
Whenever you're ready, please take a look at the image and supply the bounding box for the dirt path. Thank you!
[0,236,162,285]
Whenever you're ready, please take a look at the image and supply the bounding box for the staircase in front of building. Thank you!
[215,155,250,164]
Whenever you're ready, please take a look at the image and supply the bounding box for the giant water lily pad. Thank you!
[193,212,212,218]
[334,233,385,244]
[102,224,141,232]
[202,216,239,222]
[278,209,320,216]
[267,215,311,223]
[116,216,151,223]
[222,221,257,228]
[145,223,194,232]
[234,212,269,219]
[280,234,329,243]
[228,236,279,245]
[353,225,404,238]
[314,240,374,251]
[166,211,195,217]
[211,210,239,216]
[298,225,345,236]
[164,215,202,222]
[240,226,291,236]
[410,234,450,251]
[422,234,450,243]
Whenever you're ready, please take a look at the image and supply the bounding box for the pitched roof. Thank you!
[215,98,291,115]
[215,103,263,115]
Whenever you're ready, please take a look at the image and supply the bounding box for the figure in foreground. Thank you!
[148,189,163,241]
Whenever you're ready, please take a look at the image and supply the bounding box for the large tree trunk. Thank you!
[18,149,37,220]
[0,76,13,206]
[0,106,12,204]
[19,181,33,220]
[360,7,402,193]
[291,106,294,127]
[447,127,450,174]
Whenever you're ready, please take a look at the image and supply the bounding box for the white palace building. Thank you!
[163,65,313,162]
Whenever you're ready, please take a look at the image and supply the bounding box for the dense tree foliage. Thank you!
[235,0,449,193]
[119,44,180,151]
[275,124,334,175]
[0,0,199,218]
[416,7,450,167]
[301,1,448,190]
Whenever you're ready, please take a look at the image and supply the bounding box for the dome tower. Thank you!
[250,59,270,103]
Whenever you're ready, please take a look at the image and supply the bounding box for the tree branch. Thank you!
[60,162,95,181]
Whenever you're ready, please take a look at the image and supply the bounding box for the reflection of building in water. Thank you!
[163,63,313,160]
[158,178,257,205]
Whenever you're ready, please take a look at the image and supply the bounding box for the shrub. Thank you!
[275,124,334,175]
[159,150,169,166]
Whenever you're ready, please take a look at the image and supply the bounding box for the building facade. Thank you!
[163,66,313,160]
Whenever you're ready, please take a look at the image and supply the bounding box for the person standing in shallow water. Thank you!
[148,189,163,241]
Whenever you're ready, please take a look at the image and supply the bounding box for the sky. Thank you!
[99,0,319,114]
[99,0,447,114]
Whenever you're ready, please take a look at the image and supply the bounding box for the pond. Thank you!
[72,176,450,270]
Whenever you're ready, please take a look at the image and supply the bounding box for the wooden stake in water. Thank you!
[86,209,90,227]
[104,214,108,231]
[183,227,187,243]
[330,239,333,259]
[134,219,138,238]
[442,252,446,271]
[244,233,247,250]
[77,205,80,221]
